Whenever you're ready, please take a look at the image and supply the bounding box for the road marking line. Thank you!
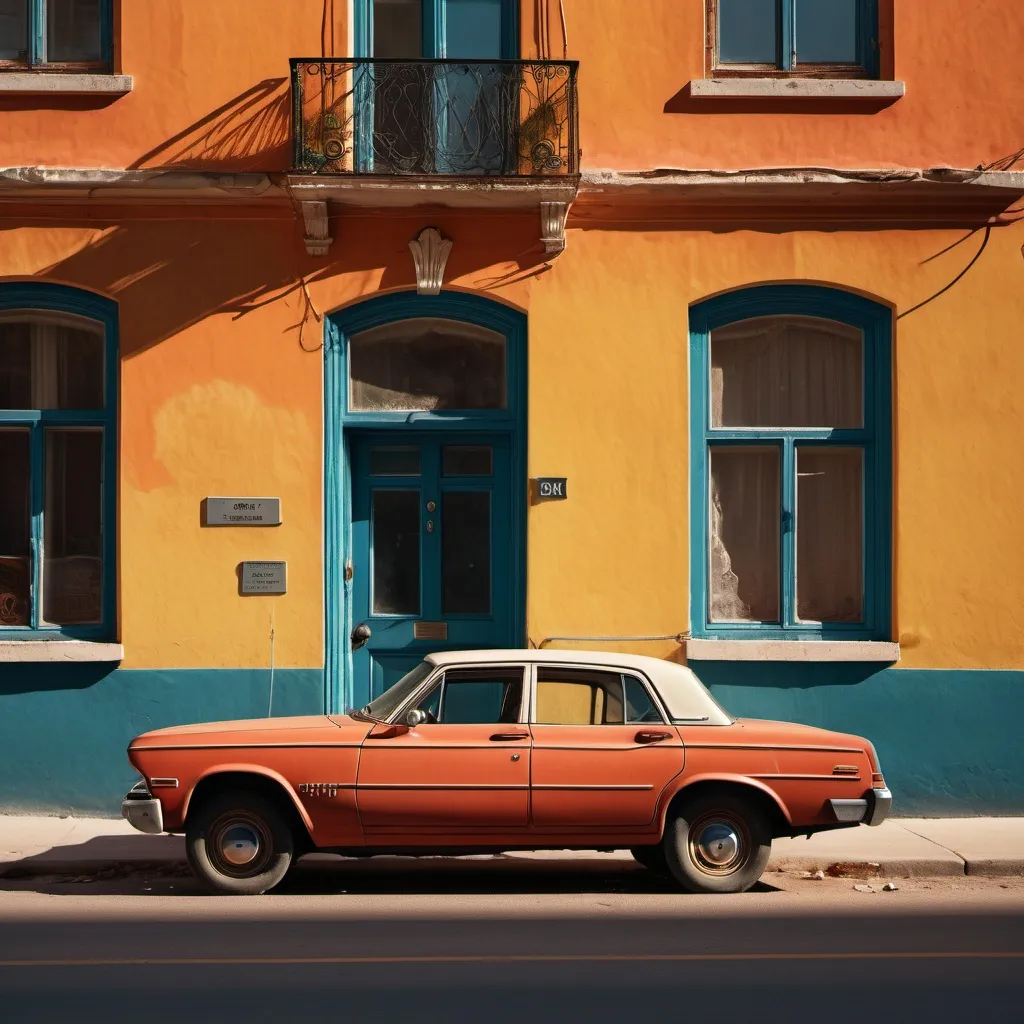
[0,951,1022,968]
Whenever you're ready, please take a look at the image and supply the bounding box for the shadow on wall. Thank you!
[693,662,1024,816]
[28,209,546,361]
[0,79,556,359]
[128,78,292,171]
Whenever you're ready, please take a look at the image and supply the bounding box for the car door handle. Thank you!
[490,731,529,741]
[634,730,672,744]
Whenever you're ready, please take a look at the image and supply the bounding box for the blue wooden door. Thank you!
[349,431,516,709]
[357,0,517,174]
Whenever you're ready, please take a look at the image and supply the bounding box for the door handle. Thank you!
[490,731,529,741]
[634,730,672,744]
[351,623,371,651]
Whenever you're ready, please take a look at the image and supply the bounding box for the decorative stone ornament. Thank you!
[540,201,569,254]
[300,200,332,257]
[409,227,453,295]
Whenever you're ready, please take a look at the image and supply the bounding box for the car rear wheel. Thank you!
[630,845,670,874]
[186,790,294,895]
[664,793,772,894]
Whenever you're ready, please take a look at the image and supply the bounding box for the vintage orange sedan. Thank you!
[123,650,891,894]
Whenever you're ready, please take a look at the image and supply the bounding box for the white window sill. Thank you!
[685,638,900,663]
[0,640,124,663]
[0,73,133,95]
[690,78,905,100]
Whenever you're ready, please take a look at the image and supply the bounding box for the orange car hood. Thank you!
[130,714,371,748]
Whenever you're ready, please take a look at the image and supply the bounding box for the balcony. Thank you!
[287,58,579,213]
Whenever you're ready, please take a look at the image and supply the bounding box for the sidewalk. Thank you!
[1,814,1022,879]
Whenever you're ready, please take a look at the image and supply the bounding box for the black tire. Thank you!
[664,793,772,894]
[186,790,295,895]
[630,845,670,874]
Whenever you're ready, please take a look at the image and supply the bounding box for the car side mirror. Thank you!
[405,709,428,728]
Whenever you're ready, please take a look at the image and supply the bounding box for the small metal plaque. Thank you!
[240,561,287,595]
[414,621,448,640]
[533,477,567,500]
[204,497,281,526]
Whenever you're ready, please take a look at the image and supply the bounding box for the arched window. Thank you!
[689,285,891,641]
[0,284,117,639]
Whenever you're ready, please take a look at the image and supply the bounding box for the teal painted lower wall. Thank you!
[0,665,323,815]
[694,664,1024,816]
[0,663,1020,816]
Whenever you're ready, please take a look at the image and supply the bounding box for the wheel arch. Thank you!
[183,765,314,839]
[661,774,793,837]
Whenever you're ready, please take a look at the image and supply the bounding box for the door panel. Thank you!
[356,667,529,829]
[529,668,685,828]
[350,433,516,710]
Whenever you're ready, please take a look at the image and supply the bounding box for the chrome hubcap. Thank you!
[695,820,741,869]
[220,824,261,866]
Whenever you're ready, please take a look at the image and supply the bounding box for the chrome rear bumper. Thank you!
[121,781,164,835]
[829,788,892,827]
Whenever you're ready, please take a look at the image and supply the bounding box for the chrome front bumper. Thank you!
[829,788,892,827]
[121,781,164,835]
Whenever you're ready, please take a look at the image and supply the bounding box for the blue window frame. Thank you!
[689,285,891,641]
[0,284,118,640]
[712,0,879,77]
[0,0,112,69]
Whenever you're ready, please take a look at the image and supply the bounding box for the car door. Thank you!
[356,664,530,831]
[528,665,685,828]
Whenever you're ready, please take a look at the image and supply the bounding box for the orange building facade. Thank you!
[1,0,1022,815]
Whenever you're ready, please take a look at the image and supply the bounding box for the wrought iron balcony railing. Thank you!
[291,58,579,178]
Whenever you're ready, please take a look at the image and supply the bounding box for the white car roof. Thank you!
[425,649,732,725]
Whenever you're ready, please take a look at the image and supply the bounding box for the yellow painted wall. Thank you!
[4,210,1024,672]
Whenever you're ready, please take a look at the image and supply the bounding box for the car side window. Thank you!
[623,674,664,724]
[535,668,665,726]
[412,668,524,724]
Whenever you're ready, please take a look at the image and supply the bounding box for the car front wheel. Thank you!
[664,794,772,894]
[186,790,295,895]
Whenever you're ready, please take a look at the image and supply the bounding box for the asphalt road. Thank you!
[1,858,1023,1023]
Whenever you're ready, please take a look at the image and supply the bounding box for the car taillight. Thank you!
[872,773,886,789]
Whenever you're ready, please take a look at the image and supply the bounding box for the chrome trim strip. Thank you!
[130,742,363,751]
[357,783,530,791]
[752,773,862,781]
[532,784,654,791]
[148,778,178,788]
[685,743,864,753]
[531,745,680,752]
[364,744,528,750]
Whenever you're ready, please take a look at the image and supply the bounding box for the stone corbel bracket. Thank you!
[409,227,453,295]
[300,200,332,257]
[540,201,569,254]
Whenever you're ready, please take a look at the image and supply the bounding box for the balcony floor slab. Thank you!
[285,174,579,210]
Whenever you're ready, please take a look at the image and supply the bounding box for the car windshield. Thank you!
[357,661,434,722]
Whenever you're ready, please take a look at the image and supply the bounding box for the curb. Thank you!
[4,851,1022,880]
[767,856,966,878]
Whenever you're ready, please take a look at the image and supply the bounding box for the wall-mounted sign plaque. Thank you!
[204,497,281,526]
[240,561,287,595]
[533,477,567,500]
